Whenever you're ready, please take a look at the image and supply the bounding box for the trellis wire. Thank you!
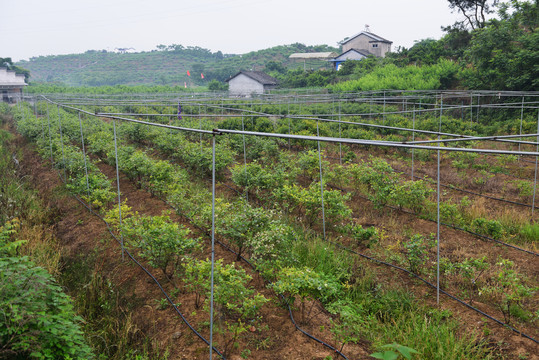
[33,93,539,356]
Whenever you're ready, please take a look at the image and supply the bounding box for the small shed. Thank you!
[226,71,278,97]
[0,67,27,103]
[289,52,338,70]
[329,49,372,70]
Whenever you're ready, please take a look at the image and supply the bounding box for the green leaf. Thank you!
[370,351,399,360]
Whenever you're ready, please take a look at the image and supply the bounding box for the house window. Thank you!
[372,44,378,48]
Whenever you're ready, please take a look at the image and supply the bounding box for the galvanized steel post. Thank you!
[209,134,216,360]
[112,120,125,260]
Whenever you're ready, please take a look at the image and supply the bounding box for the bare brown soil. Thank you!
[7,113,538,359]
[12,128,372,360]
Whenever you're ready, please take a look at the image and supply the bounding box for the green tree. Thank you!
[447,0,499,29]
[0,57,30,81]
[464,0,538,90]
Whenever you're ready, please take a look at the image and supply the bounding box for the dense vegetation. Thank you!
[18,1,536,92]
[17,43,337,87]
[3,91,537,358]
[325,0,538,91]
[0,125,92,359]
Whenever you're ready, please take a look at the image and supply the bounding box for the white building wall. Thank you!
[228,74,265,96]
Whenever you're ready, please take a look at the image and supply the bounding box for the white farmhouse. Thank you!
[341,31,392,58]
[331,30,393,70]
[0,67,27,103]
[226,71,278,97]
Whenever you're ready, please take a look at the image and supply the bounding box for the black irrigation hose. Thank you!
[167,203,350,360]
[221,180,539,347]
[391,165,539,211]
[325,181,539,257]
[327,240,539,345]
[323,153,538,207]
[50,167,226,359]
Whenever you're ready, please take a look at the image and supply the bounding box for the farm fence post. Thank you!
[56,105,67,182]
[470,92,473,124]
[241,115,248,202]
[383,91,386,124]
[532,109,539,220]
[411,105,416,181]
[317,120,327,241]
[209,133,216,360]
[112,119,125,260]
[78,111,91,202]
[199,103,202,149]
[338,99,342,165]
[46,103,53,165]
[37,99,45,139]
[476,94,480,123]
[288,98,291,151]
[519,96,525,159]
[436,94,443,305]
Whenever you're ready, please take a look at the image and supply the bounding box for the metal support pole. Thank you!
[519,96,525,157]
[78,112,91,201]
[532,110,539,220]
[436,95,443,306]
[411,106,416,181]
[470,93,473,125]
[288,101,291,150]
[39,100,45,141]
[46,103,53,165]
[112,120,125,260]
[317,120,326,241]
[57,105,67,181]
[338,100,342,165]
[476,94,480,123]
[383,91,386,124]
[209,134,216,360]
[241,115,248,202]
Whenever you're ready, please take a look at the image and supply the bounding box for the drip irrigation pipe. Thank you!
[35,112,349,360]
[324,180,538,257]
[327,239,539,345]
[167,203,350,360]
[44,157,227,359]
[216,180,539,347]
[388,165,539,211]
[32,100,539,347]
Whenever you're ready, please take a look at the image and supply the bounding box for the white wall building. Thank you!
[226,71,278,97]
[0,67,27,103]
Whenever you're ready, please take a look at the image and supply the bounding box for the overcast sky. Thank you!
[1,0,470,62]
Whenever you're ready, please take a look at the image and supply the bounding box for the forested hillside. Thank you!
[16,43,337,86]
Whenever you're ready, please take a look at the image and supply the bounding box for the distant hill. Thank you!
[16,44,339,86]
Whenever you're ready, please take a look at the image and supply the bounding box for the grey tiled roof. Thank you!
[226,71,278,85]
[341,31,392,45]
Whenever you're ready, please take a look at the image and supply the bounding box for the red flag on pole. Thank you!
[201,73,204,79]
[187,70,191,76]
